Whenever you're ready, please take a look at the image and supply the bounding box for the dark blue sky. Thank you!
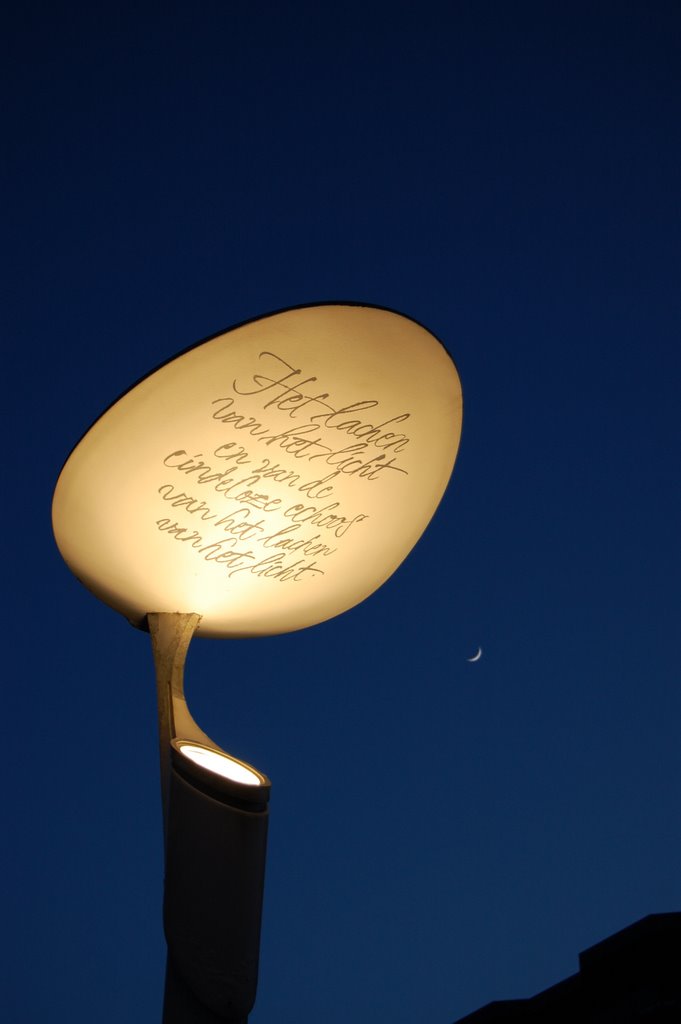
[5,4,680,1022]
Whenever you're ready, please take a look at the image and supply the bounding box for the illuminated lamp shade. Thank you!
[52,304,462,637]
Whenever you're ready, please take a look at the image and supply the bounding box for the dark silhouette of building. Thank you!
[453,913,681,1023]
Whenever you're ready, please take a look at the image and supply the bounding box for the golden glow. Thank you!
[177,742,263,786]
[52,305,462,638]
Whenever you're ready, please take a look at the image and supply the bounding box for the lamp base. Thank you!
[163,955,247,1024]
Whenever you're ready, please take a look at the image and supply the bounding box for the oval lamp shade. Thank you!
[52,304,462,638]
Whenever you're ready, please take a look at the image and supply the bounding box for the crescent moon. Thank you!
[467,647,482,662]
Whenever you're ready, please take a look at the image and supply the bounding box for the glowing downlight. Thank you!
[177,741,263,786]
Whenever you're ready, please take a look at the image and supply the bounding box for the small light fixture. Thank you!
[176,740,263,786]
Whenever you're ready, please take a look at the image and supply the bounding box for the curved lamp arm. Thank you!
[148,612,211,837]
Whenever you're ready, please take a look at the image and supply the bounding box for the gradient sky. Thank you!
[4,4,681,1023]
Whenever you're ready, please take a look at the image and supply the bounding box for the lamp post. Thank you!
[150,611,269,1022]
[52,303,463,1021]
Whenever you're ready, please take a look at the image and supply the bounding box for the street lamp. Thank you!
[52,303,463,1021]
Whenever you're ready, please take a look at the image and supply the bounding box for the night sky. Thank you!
[5,4,681,1023]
